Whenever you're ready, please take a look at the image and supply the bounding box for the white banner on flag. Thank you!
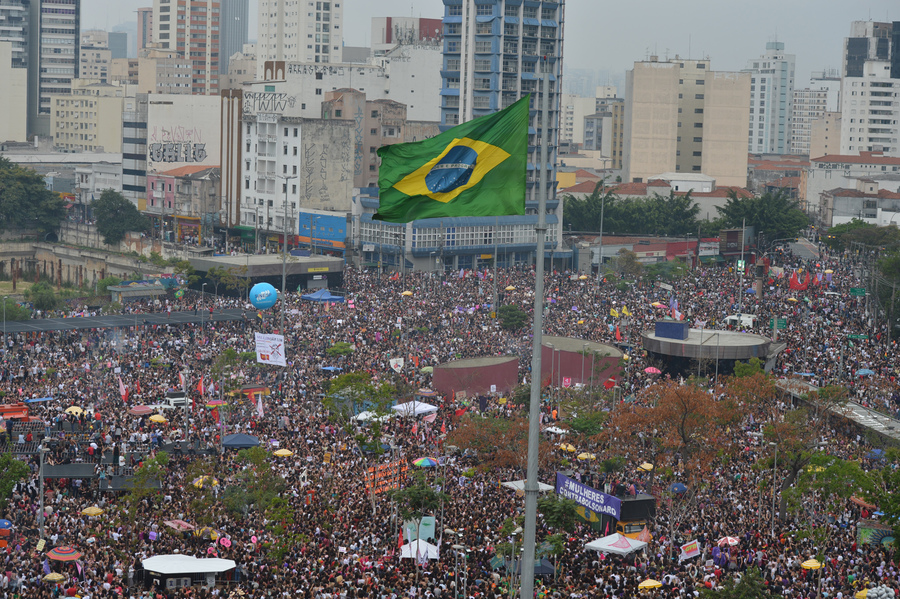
[255,333,287,367]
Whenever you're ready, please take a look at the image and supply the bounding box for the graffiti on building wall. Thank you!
[149,125,205,144]
[242,92,297,115]
[353,105,364,178]
[149,143,208,163]
[319,146,331,203]
[287,64,349,76]
[303,142,317,202]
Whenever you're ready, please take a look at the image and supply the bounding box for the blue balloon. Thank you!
[249,282,279,310]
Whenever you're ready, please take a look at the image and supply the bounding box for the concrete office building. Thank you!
[809,112,842,159]
[219,43,255,90]
[28,0,81,137]
[370,16,443,57]
[742,42,795,155]
[560,94,597,147]
[252,42,442,124]
[436,0,567,268]
[256,0,343,74]
[137,7,153,52]
[50,80,136,153]
[842,21,898,79]
[0,41,27,142]
[152,0,220,95]
[122,93,149,208]
[623,57,750,187]
[136,47,192,94]
[0,0,29,69]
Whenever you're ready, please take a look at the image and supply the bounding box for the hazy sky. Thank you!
[85,0,898,84]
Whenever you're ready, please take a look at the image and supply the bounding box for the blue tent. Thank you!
[222,433,260,449]
[301,289,345,302]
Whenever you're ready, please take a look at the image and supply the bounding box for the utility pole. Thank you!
[493,215,498,318]
[278,175,296,333]
[738,218,746,320]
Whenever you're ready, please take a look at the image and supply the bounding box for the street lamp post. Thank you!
[770,442,778,537]
[2,295,7,353]
[201,283,207,330]
[278,175,297,334]
[581,343,587,387]
[38,439,49,539]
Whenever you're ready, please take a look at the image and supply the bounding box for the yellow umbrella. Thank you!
[578,275,588,280]
[805,465,825,473]
[637,462,654,472]
[505,285,516,291]
[192,476,219,488]
[43,573,66,583]
[855,589,868,599]
[274,449,294,457]
[786,297,799,302]
[65,406,84,416]
[824,269,834,274]
[801,559,822,570]
[577,453,596,461]
[623,354,630,361]
[638,579,662,589]
[149,414,167,423]
[401,291,413,296]
[80,506,104,516]
[577,320,584,324]
[558,443,576,453]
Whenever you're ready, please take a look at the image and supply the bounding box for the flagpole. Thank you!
[520,62,550,599]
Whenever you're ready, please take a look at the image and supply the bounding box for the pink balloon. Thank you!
[219,537,231,547]
[250,536,258,544]
[207,547,215,555]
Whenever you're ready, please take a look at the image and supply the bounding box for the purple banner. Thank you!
[555,472,621,519]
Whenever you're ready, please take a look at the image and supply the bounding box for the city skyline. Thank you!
[82,0,898,86]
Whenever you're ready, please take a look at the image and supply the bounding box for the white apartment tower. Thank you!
[256,0,342,74]
[743,41,795,154]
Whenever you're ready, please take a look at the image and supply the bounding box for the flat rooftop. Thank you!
[642,328,772,361]
[542,335,623,357]
[189,253,343,278]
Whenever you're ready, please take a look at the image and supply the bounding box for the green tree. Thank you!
[325,341,354,357]
[498,304,528,331]
[25,282,58,312]
[389,471,449,583]
[561,180,617,232]
[172,259,200,286]
[699,567,773,598]
[615,248,643,278]
[717,189,808,241]
[0,297,30,321]
[0,157,67,232]
[220,265,250,297]
[92,189,149,245]
[822,218,875,252]
[0,454,30,511]
[733,357,764,378]
[205,266,228,296]
[537,493,579,532]
[97,276,123,295]
[864,448,900,548]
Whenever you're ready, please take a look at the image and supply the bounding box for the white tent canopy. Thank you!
[353,410,393,422]
[585,533,647,556]
[543,426,568,435]
[399,540,440,560]
[391,401,438,417]
[142,555,237,575]
[502,480,555,493]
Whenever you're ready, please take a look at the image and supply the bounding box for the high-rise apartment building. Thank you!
[137,7,153,52]
[839,21,900,156]
[256,0,343,74]
[50,80,135,153]
[790,71,840,156]
[219,0,248,74]
[622,57,750,187]
[843,21,897,78]
[0,41,27,141]
[28,0,81,136]
[437,0,565,266]
[742,42,795,155]
[152,0,219,94]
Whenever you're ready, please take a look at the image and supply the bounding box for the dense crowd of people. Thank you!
[0,238,897,599]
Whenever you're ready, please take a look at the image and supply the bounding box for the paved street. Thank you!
[0,308,246,334]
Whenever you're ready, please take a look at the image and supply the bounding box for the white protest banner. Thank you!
[255,333,286,366]
[679,539,701,561]
[389,358,404,373]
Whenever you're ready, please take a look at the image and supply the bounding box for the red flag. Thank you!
[398,528,404,548]
[411,422,418,435]
[211,407,220,423]
[440,420,446,434]
[615,325,622,341]
[196,377,204,394]
[135,380,142,394]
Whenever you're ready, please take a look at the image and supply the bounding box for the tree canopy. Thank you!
[92,189,149,245]
[0,157,67,232]
[716,189,808,242]
[562,182,701,237]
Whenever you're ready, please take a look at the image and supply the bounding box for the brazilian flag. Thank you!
[373,95,529,223]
